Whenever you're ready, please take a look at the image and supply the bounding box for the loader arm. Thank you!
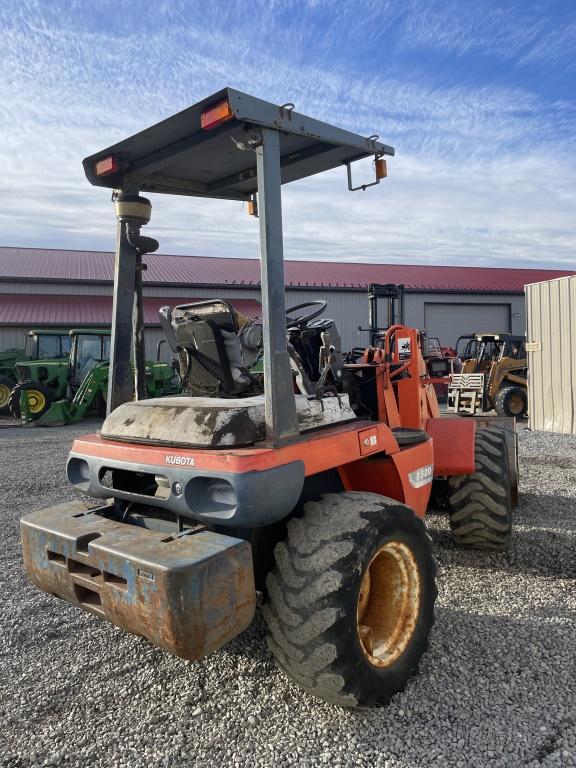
[487,357,528,405]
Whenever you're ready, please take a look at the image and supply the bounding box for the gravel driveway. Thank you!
[0,421,574,768]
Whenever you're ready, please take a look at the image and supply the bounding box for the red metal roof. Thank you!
[0,294,261,326]
[0,246,572,292]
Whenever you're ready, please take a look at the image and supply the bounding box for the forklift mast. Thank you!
[365,283,405,346]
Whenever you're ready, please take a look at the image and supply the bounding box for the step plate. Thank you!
[21,501,255,660]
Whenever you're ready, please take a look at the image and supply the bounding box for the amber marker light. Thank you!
[375,158,388,179]
[201,100,234,130]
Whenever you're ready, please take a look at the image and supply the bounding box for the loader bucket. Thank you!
[21,501,256,660]
[36,400,74,426]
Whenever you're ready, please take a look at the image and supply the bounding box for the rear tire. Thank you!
[263,491,436,707]
[494,385,527,418]
[447,427,512,551]
[9,381,53,420]
[0,376,14,415]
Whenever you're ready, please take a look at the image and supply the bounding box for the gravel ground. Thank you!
[0,420,575,768]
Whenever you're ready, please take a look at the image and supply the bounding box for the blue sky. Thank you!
[0,0,574,267]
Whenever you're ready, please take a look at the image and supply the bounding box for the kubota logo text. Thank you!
[165,455,195,467]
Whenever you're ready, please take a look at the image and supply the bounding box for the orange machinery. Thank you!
[20,89,517,708]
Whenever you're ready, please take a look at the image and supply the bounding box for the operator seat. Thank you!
[159,300,260,398]
[102,301,357,448]
[287,317,344,395]
[160,299,344,399]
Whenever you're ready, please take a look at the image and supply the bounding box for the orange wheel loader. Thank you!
[20,89,518,707]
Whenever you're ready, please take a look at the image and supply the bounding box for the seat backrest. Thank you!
[160,300,258,397]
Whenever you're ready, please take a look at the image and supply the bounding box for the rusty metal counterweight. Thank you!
[21,501,255,660]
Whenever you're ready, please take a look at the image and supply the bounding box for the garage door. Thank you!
[424,303,511,348]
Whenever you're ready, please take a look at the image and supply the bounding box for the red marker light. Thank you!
[94,156,120,177]
[201,100,234,130]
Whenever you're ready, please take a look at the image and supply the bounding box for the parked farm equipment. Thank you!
[12,328,177,424]
[21,88,517,707]
[0,329,71,415]
[351,290,457,399]
[448,333,527,417]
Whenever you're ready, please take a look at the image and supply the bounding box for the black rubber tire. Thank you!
[263,491,437,707]
[9,380,54,420]
[0,375,15,415]
[95,389,107,418]
[446,427,512,551]
[494,385,527,418]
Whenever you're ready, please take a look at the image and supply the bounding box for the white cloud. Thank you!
[0,0,574,268]
[400,0,576,71]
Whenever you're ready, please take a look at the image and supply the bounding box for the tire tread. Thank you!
[264,492,436,706]
[447,427,512,550]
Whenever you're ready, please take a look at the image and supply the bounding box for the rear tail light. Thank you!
[201,100,234,130]
[94,156,120,177]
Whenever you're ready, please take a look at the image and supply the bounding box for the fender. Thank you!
[426,417,476,477]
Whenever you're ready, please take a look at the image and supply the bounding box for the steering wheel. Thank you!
[285,300,327,328]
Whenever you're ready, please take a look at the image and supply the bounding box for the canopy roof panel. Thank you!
[83,88,394,201]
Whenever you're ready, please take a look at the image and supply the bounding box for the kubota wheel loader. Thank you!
[20,89,518,707]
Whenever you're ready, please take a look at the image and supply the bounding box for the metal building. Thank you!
[0,246,573,360]
[526,274,576,434]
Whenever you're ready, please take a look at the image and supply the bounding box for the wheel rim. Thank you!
[27,390,46,414]
[0,383,10,408]
[508,393,524,414]
[357,540,421,668]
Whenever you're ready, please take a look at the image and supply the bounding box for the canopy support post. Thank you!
[256,128,299,444]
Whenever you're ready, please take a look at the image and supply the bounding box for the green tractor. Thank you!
[11,329,178,424]
[0,330,71,415]
[0,349,26,415]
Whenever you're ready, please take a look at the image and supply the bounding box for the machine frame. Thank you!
[20,89,517,708]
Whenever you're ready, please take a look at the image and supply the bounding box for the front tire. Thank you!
[9,381,53,420]
[263,492,436,707]
[447,427,512,550]
[494,385,527,418]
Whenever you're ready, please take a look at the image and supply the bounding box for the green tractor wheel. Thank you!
[9,381,54,420]
[0,376,15,415]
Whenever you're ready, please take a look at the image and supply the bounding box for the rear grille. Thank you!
[98,467,170,499]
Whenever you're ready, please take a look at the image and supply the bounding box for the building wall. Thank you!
[0,326,30,352]
[526,275,576,434]
[404,293,526,348]
[0,280,527,359]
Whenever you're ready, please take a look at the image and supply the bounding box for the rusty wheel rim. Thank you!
[509,393,524,414]
[357,541,421,668]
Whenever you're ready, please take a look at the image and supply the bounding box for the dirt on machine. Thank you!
[20,89,518,707]
[448,332,528,418]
